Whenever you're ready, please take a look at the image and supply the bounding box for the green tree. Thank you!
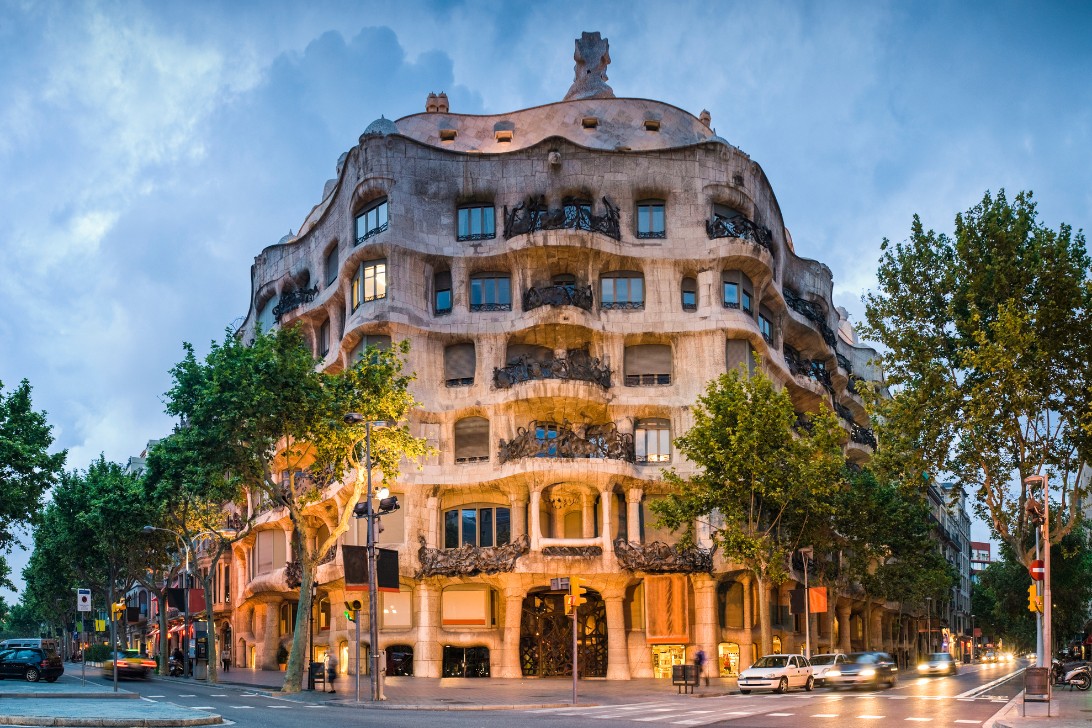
[0,378,67,590]
[861,190,1092,568]
[651,368,845,656]
[162,326,428,692]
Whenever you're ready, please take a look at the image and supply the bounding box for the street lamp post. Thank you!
[970,614,976,662]
[800,547,814,659]
[1025,475,1051,669]
[344,414,393,703]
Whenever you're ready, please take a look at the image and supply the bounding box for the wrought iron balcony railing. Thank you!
[523,283,594,311]
[613,539,714,574]
[273,285,319,322]
[503,196,621,240]
[706,214,774,252]
[850,424,878,449]
[624,373,670,387]
[416,534,529,578]
[783,288,837,348]
[498,420,634,463]
[783,345,833,392]
[494,350,611,389]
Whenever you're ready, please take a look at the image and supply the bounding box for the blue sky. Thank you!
[1,1,1089,600]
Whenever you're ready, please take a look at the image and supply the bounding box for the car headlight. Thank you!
[860,668,876,678]
[917,664,927,672]
[826,669,841,677]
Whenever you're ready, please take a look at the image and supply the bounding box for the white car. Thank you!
[738,654,814,694]
[809,652,848,686]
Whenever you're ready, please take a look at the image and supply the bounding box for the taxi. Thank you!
[102,649,156,679]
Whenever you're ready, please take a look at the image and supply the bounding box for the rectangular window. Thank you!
[434,270,452,315]
[600,274,644,308]
[469,274,511,311]
[635,420,672,463]
[457,205,496,241]
[636,202,666,238]
[479,507,494,547]
[724,282,739,308]
[318,320,330,357]
[444,510,459,549]
[742,290,753,314]
[325,247,339,286]
[496,508,511,546]
[353,259,387,310]
[759,314,773,343]
[461,509,477,547]
[355,199,389,244]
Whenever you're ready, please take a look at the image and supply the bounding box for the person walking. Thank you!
[324,650,338,693]
[694,648,708,687]
[221,643,231,673]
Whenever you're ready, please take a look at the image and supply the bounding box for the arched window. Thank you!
[722,270,753,313]
[434,270,452,314]
[355,197,389,244]
[351,334,391,364]
[469,272,511,311]
[681,277,697,311]
[454,417,490,463]
[635,418,671,463]
[444,343,475,386]
[279,601,297,636]
[600,271,644,309]
[636,199,666,239]
[624,344,672,386]
[257,294,278,332]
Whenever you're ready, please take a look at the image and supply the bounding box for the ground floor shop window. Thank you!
[442,646,489,677]
[387,644,413,676]
[651,644,684,679]
[718,642,740,676]
[772,636,782,653]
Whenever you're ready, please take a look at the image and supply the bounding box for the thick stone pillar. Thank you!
[869,605,884,650]
[600,489,613,554]
[497,588,525,678]
[837,603,852,653]
[740,574,754,665]
[259,601,280,670]
[582,493,595,538]
[413,582,442,678]
[693,576,718,678]
[603,589,631,680]
[510,492,526,541]
[529,486,542,551]
[426,496,439,548]
[626,488,643,543]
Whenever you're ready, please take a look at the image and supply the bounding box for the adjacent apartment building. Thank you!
[212,33,913,680]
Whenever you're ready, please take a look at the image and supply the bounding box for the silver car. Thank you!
[917,652,959,676]
[810,653,848,686]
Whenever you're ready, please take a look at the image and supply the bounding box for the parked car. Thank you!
[738,654,813,694]
[101,650,156,679]
[809,653,848,686]
[917,652,959,676]
[826,651,899,689]
[0,646,64,682]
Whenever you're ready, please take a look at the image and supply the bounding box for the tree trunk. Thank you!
[282,552,314,693]
[199,570,218,685]
[755,572,772,657]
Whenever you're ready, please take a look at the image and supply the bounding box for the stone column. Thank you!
[869,605,884,650]
[414,582,442,678]
[426,496,439,549]
[510,492,526,541]
[693,576,718,680]
[529,486,542,551]
[497,587,525,678]
[626,488,643,543]
[599,489,613,554]
[740,574,754,665]
[582,493,595,539]
[260,601,280,670]
[837,603,852,653]
[602,588,631,680]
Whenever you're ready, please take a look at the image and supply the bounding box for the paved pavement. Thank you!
[987,685,1092,728]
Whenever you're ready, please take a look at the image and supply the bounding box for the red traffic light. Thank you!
[1029,559,1045,581]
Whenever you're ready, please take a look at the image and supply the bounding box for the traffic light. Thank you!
[1027,585,1042,613]
[570,577,589,609]
[111,600,126,620]
[344,599,362,623]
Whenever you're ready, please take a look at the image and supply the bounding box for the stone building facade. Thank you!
[224,33,910,680]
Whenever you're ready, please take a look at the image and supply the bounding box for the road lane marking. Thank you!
[146,695,165,697]
[179,694,196,697]
[812,714,838,718]
[191,706,215,710]
[768,713,794,716]
[267,705,290,709]
[858,716,885,720]
[231,706,254,709]
[906,719,929,722]
[954,721,981,724]
[955,668,1024,698]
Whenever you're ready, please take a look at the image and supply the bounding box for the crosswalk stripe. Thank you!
[812,714,838,718]
[906,718,930,722]
[768,713,794,717]
[858,716,885,720]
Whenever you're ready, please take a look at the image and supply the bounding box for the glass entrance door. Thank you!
[651,644,685,679]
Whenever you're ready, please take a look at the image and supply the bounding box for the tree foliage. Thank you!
[861,190,1092,566]
[161,325,428,692]
[651,367,845,655]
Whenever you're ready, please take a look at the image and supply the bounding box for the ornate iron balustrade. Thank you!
[503,196,621,240]
[613,539,714,574]
[783,288,837,347]
[416,534,529,577]
[836,352,852,374]
[541,545,603,558]
[469,301,512,312]
[783,345,833,392]
[847,375,864,395]
[624,373,670,387]
[284,546,336,588]
[494,350,611,389]
[273,285,319,322]
[850,424,877,448]
[793,412,815,435]
[355,221,388,246]
[833,402,855,423]
[706,214,774,252]
[523,283,594,311]
[498,420,634,463]
[600,300,644,311]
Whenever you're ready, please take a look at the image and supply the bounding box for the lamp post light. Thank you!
[343,414,394,703]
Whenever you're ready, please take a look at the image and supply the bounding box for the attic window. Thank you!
[581,117,599,129]
[643,120,661,132]
[494,129,513,143]
[439,129,458,142]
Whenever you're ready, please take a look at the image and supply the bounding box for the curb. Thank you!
[0,716,221,727]
[325,700,589,711]
[0,693,139,700]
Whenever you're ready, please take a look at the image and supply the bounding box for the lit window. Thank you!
[636,200,666,239]
[444,506,511,548]
[325,246,339,287]
[352,259,386,311]
[635,419,672,463]
[469,273,511,311]
[355,198,389,244]
[457,205,496,241]
[600,271,644,309]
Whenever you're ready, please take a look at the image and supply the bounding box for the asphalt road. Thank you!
[85,660,1026,728]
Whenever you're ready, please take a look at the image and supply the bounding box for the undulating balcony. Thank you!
[498,420,634,463]
[503,196,621,240]
[493,350,612,389]
[273,285,319,322]
[706,213,774,253]
[522,283,594,311]
[783,288,837,348]
[783,344,833,392]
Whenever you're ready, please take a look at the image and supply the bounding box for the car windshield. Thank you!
[811,655,838,665]
[929,653,951,661]
[752,656,789,668]
[848,653,879,664]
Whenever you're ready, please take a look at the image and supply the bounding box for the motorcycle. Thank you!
[168,657,184,677]
[1052,658,1091,690]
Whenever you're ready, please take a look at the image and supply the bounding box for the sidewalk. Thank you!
[987,687,1092,728]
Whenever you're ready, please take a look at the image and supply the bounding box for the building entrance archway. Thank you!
[520,587,607,677]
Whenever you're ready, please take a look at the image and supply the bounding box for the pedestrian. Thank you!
[221,643,231,673]
[324,650,338,693]
[694,648,708,686]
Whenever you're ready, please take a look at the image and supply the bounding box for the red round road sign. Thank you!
[1029,559,1045,581]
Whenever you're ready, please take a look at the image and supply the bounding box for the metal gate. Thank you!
[519,588,607,677]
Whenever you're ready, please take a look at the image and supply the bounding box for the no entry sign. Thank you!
[1029,559,1045,581]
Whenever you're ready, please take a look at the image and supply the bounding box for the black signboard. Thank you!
[341,545,400,592]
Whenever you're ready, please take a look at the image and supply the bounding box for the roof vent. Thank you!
[643,119,661,132]
[493,120,515,142]
[582,117,599,129]
[439,128,458,142]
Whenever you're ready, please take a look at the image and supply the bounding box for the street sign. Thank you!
[550,577,570,591]
[1029,559,1045,581]
[77,588,91,612]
